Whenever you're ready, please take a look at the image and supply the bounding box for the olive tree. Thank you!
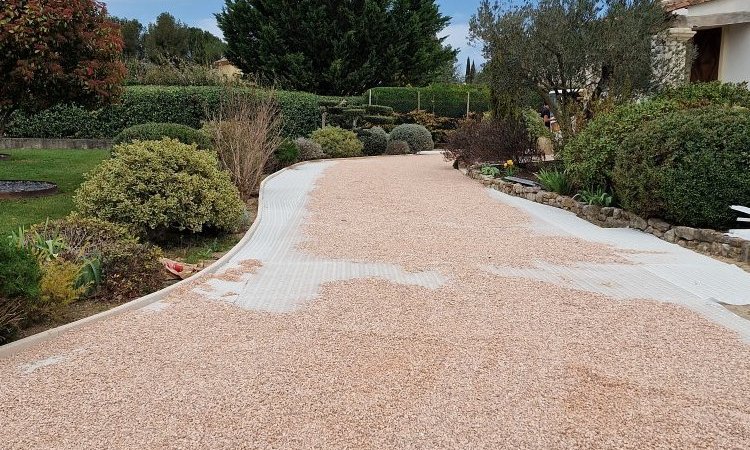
[470,0,671,140]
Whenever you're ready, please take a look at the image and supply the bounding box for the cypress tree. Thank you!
[217,0,457,95]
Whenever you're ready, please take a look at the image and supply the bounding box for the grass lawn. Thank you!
[0,148,109,235]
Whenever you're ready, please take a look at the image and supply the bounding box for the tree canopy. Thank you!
[470,0,670,137]
[216,0,458,95]
[0,0,126,133]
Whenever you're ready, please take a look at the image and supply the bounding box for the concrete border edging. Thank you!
[0,161,313,359]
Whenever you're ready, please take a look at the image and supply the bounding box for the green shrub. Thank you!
[536,168,572,195]
[310,127,363,158]
[612,106,750,229]
[294,137,325,160]
[275,140,300,167]
[113,123,213,149]
[365,105,394,115]
[362,115,396,126]
[7,86,320,139]
[656,81,750,107]
[27,218,164,301]
[389,124,434,154]
[385,140,411,155]
[39,260,87,314]
[0,240,41,300]
[74,139,245,240]
[357,127,388,156]
[366,84,491,118]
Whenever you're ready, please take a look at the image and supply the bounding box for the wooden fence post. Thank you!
[417,91,421,111]
[369,89,372,106]
[466,91,471,118]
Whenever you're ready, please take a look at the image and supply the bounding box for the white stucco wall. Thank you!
[687,0,749,16]
[719,23,750,83]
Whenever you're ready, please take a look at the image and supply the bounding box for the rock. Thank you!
[647,218,671,233]
[582,205,600,217]
[513,184,524,194]
[562,197,576,208]
[600,207,615,217]
[663,229,677,243]
[673,226,699,241]
[629,215,648,231]
[612,208,622,219]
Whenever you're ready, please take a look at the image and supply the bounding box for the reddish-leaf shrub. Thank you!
[0,0,126,133]
[445,118,541,166]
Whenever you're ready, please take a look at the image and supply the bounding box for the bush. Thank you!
[7,86,320,139]
[74,139,245,239]
[445,117,540,166]
[612,106,750,229]
[0,298,23,345]
[536,168,571,195]
[275,140,300,167]
[366,84,491,117]
[389,124,434,154]
[395,110,460,144]
[38,260,87,314]
[27,218,164,301]
[564,82,750,190]
[310,126,363,158]
[365,105,394,115]
[294,137,326,160]
[0,240,41,300]
[385,140,411,155]
[113,123,213,149]
[206,89,284,198]
[357,127,388,156]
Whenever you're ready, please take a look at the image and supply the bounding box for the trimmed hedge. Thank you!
[612,106,750,229]
[7,86,320,140]
[365,84,491,118]
[310,126,363,158]
[357,127,388,156]
[113,123,212,149]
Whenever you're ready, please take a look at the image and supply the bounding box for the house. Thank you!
[213,58,243,80]
[663,0,750,83]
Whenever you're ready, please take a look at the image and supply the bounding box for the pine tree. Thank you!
[470,61,477,83]
[217,0,457,95]
[465,57,472,83]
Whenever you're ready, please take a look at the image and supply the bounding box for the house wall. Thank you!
[718,23,750,83]
[686,0,748,16]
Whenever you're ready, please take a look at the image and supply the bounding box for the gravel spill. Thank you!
[1,154,749,448]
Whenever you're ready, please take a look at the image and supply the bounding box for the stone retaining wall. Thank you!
[467,167,750,264]
[0,138,111,150]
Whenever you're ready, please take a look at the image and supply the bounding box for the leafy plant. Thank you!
[502,160,518,177]
[480,164,501,177]
[445,117,540,166]
[310,126,363,158]
[294,137,326,160]
[389,124,434,154]
[357,127,389,156]
[0,239,41,300]
[575,187,613,207]
[536,168,572,195]
[274,140,300,167]
[74,138,245,239]
[385,140,411,155]
[38,260,88,316]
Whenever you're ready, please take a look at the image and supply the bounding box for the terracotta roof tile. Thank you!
[663,0,716,12]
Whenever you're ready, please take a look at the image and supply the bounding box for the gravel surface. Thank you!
[0,180,57,193]
[1,154,749,448]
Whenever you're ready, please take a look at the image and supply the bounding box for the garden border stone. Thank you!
[0,138,112,150]
[465,166,750,264]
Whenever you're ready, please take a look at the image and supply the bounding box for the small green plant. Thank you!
[536,168,572,195]
[576,186,614,207]
[389,124,434,154]
[310,126,363,158]
[274,140,299,167]
[502,160,518,177]
[113,123,213,149]
[480,164,501,177]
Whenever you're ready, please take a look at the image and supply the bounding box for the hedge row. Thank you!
[7,86,320,139]
[364,84,491,118]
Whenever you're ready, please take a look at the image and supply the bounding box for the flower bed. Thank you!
[466,166,750,264]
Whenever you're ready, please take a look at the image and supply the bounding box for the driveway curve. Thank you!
[2,154,750,449]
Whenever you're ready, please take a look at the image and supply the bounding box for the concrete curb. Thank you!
[0,161,312,359]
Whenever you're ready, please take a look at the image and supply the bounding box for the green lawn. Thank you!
[0,149,110,235]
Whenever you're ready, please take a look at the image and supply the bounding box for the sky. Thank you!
[103,0,486,71]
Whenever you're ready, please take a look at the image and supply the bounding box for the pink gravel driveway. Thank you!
[2,154,750,449]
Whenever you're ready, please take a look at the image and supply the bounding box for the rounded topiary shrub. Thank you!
[612,106,750,229]
[113,122,213,149]
[310,126,363,158]
[388,124,434,154]
[74,139,245,239]
[385,140,411,155]
[357,127,388,156]
[294,137,325,160]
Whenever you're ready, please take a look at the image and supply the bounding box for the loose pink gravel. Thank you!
[1,154,749,449]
